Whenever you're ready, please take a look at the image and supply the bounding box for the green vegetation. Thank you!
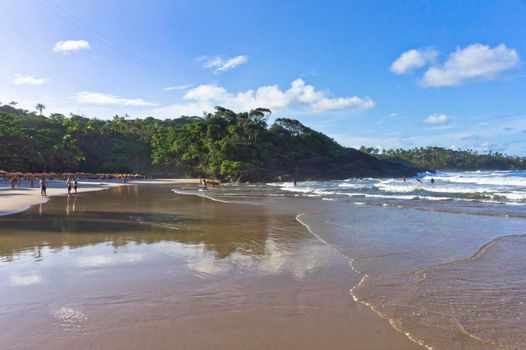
[359,146,526,171]
[0,104,417,180]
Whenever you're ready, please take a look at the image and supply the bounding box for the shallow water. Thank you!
[0,184,419,350]
[180,178,526,350]
[2,179,526,349]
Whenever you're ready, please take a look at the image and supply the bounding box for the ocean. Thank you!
[178,170,526,349]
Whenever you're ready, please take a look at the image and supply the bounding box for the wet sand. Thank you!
[0,178,200,216]
[0,184,420,350]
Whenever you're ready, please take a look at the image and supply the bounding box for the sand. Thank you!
[0,184,422,350]
[0,178,201,216]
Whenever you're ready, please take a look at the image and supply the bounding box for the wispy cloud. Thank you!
[73,91,157,106]
[53,39,91,53]
[12,74,45,86]
[390,48,437,74]
[153,78,374,117]
[196,55,248,73]
[163,84,194,91]
[421,44,519,87]
[423,113,449,125]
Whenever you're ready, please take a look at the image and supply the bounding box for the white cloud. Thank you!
[153,79,374,117]
[423,114,449,125]
[163,84,194,91]
[12,74,45,86]
[73,91,157,106]
[421,44,519,87]
[390,48,438,74]
[197,55,248,73]
[10,274,42,286]
[184,84,229,101]
[53,40,91,53]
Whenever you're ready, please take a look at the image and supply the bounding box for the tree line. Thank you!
[0,104,345,178]
[359,146,525,171]
[1,103,523,178]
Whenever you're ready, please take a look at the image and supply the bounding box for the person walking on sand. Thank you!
[40,177,48,196]
[66,177,72,196]
[30,176,34,188]
[10,177,16,190]
[73,178,78,194]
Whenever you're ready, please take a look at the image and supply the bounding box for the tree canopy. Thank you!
[2,103,520,180]
[359,146,526,171]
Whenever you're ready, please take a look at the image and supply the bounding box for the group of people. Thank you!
[5,176,78,197]
[66,177,79,196]
[40,177,78,196]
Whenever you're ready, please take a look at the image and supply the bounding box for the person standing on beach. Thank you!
[30,176,34,188]
[40,177,48,196]
[66,177,72,195]
[73,178,78,194]
[10,177,16,189]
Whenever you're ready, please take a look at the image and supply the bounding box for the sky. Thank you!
[1,0,526,155]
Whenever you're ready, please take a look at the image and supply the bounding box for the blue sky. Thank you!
[2,0,526,154]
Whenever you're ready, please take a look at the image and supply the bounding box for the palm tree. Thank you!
[35,103,46,115]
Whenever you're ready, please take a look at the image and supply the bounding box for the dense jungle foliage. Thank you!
[0,105,349,178]
[1,103,522,179]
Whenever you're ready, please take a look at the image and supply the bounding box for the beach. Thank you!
[0,183,421,350]
[1,173,525,349]
[0,178,200,217]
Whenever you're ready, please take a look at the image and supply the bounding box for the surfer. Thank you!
[415,179,423,184]
[403,176,406,183]
[430,178,435,184]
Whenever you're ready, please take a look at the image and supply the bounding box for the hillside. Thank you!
[0,105,419,181]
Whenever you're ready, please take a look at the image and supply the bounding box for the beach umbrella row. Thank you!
[0,171,144,179]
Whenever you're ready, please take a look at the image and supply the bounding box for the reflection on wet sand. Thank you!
[0,184,420,350]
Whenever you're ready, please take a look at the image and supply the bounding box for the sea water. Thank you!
[185,170,526,349]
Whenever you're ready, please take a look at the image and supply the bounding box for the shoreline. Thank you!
[171,189,424,349]
[0,178,201,217]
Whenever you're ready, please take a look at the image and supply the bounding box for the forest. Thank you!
[359,146,526,171]
[1,103,522,180]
